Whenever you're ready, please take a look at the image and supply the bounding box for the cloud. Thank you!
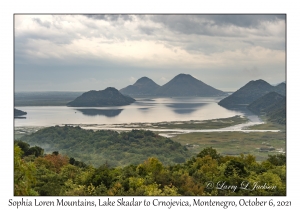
[32,18,51,28]
[242,66,261,78]
[84,14,134,22]
[129,77,136,83]
[14,14,286,91]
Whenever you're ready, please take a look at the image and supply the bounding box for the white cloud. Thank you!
[129,77,136,83]
[14,14,286,91]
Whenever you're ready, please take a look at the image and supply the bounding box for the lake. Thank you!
[14,97,259,127]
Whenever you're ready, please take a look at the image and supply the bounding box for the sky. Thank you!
[14,14,286,92]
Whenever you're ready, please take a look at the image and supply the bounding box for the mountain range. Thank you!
[218,79,286,108]
[67,87,135,107]
[120,74,226,97]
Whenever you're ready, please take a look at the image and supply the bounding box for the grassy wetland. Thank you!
[15,114,285,162]
[170,130,285,161]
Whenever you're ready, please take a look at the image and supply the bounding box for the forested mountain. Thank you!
[155,74,226,97]
[267,99,286,124]
[274,82,286,96]
[15,142,286,196]
[247,92,285,114]
[248,92,286,124]
[20,126,190,167]
[67,87,135,107]
[120,77,160,96]
[218,79,286,108]
[14,108,27,117]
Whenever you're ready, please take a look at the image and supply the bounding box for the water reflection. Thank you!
[138,107,151,112]
[14,116,26,119]
[76,109,123,117]
[133,101,155,106]
[222,105,255,115]
[221,105,261,122]
[172,109,197,114]
[165,103,207,115]
[15,97,254,127]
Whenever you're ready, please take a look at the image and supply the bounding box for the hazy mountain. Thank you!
[247,92,285,114]
[155,74,226,97]
[120,77,160,96]
[67,87,135,107]
[266,99,286,124]
[274,82,286,96]
[218,79,286,108]
[14,108,27,117]
[247,92,286,124]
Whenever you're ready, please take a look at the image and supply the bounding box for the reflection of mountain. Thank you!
[133,101,155,106]
[138,107,151,112]
[15,116,27,119]
[172,109,197,114]
[166,103,207,115]
[76,109,123,117]
[219,104,261,122]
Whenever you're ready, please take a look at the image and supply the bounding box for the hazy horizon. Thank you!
[14,75,285,93]
[15,14,286,92]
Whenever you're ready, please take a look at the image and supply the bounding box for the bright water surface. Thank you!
[15,97,260,127]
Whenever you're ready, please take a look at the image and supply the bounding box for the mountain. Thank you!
[155,74,226,97]
[120,77,160,96]
[274,82,286,96]
[14,108,27,117]
[218,79,286,108]
[247,92,286,124]
[247,92,285,114]
[266,99,286,124]
[67,87,135,107]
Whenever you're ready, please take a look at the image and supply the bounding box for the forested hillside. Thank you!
[20,126,190,167]
[247,92,286,125]
[14,142,286,196]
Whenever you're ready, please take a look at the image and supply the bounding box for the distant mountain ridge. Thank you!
[120,77,160,96]
[67,87,135,107]
[218,79,286,108]
[120,74,226,97]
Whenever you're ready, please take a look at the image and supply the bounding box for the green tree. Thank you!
[14,145,38,195]
[197,147,221,161]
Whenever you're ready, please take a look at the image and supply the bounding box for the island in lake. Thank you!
[67,87,135,107]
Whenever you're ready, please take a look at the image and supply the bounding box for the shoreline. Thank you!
[14,115,282,140]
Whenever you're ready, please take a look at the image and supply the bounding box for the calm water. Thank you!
[15,97,259,127]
